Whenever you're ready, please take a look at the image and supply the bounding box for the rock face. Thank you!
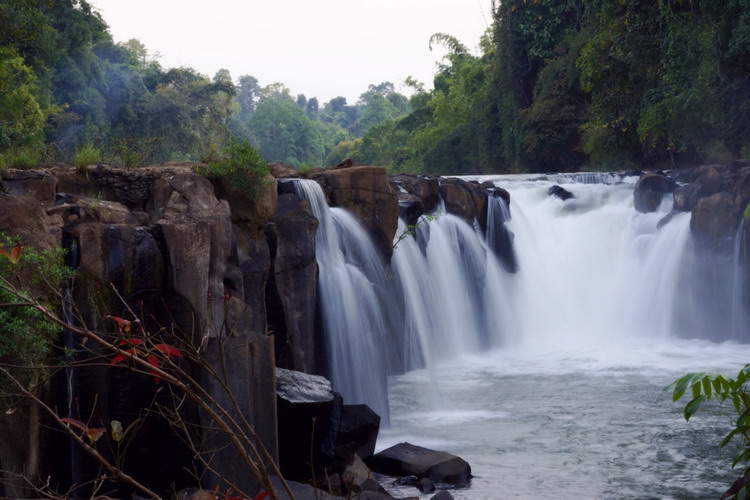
[266,192,320,374]
[438,178,487,225]
[391,174,441,214]
[368,443,471,487]
[633,173,677,213]
[311,166,398,257]
[0,165,279,497]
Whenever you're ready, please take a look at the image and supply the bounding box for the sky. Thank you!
[90,0,492,103]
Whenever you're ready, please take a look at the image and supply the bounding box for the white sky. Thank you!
[90,0,492,103]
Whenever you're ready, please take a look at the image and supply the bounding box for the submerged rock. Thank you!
[430,491,454,500]
[548,185,574,201]
[633,173,677,213]
[368,442,471,487]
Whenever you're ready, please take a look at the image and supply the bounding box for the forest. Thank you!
[2,0,750,175]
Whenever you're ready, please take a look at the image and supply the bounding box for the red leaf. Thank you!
[147,354,162,383]
[0,246,22,265]
[119,338,143,346]
[110,354,127,365]
[253,492,268,500]
[61,418,88,432]
[154,344,181,358]
[107,316,132,333]
[86,427,106,443]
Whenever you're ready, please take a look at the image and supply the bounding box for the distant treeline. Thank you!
[344,0,750,174]
[3,1,750,174]
[0,0,410,169]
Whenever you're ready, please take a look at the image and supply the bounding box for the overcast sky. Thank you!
[90,0,492,103]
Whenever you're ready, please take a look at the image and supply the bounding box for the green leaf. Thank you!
[684,396,706,421]
[703,377,712,398]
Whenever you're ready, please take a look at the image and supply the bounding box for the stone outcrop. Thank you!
[633,173,677,213]
[548,185,574,201]
[0,164,280,497]
[310,166,399,257]
[368,442,472,487]
[266,192,320,374]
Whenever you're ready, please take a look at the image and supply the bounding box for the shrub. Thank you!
[199,139,270,195]
[72,144,102,167]
[0,148,41,169]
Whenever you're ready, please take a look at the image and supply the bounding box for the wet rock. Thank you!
[656,211,678,230]
[548,185,574,201]
[398,192,425,227]
[690,192,738,251]
[431,491,455,500]
[368,442,471,487]
[394,476,419,486]
[277,368,335,404]
[633,173,677,213]
[391,174,441,213]
[418,478,436,494]
[311,166,398,257]
[439,178,486,224]
[673,183,701,211]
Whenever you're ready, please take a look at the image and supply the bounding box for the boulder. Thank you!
[276,369,338,480]
[266,193,320,373]
[311,166,398,257]
[269,476,344,500]
[391,174,440,213]
[690,192,738,251]
[418,478,436,493]
[633,173,677,213]
[368,443,471,487]
[439,178,486,224]
[269,162,300,179]
[330,404,380,460]
[548,185,574,201]
[673,183,701,212]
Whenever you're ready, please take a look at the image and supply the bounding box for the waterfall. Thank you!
[486,195,518,273]
[294,180,391,422]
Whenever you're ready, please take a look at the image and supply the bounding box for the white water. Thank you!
[294,180,390,421]
[381,174,749,499]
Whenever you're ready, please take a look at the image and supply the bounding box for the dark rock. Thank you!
[276,369,338,480]
[394,476,419,486]
[269,476,344,500]
[353,492,395,500]
[657,211,678,230]
[418,478,436,494]
[673,183,701,211]
[269,162,300,179]
[548,185,574,201]
[398,193,425,227]
[332,404,381,460]
[691,192,738,251]
[266,193,319,373]
[633,173,677,213]
[368,442,471,487]
[391,174,441,213]
[431,491,455,500]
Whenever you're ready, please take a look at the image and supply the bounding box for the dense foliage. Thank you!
[337,0,750,174]
[0,0,412,169]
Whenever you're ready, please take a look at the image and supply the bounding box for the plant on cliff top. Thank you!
[199,138,270,196]
[72,144,102,168]
[670,366,750,497]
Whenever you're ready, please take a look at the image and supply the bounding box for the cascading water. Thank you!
[294,180,391,422]
[380,174,750,499]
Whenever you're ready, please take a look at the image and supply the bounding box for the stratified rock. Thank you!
[311,166,398,257]
[548,185,574,201]
[633,173,677,213]
[0,168,57,202]
[277,368,335,404]
[266,193,319,373]
[211,173,278,227]
[368,443,471,487]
